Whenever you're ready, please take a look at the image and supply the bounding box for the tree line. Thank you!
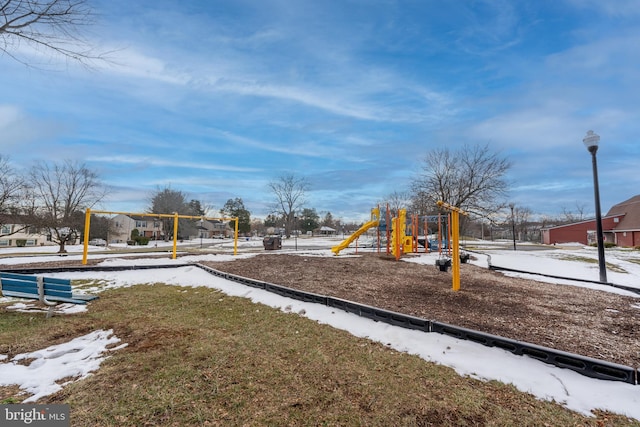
[2,146,585,252]
[0,157,352,252]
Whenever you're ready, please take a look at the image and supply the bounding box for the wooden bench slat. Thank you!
[2,285,38,298]
[0,278,37,288]
[0,274,71,286]
[0,272,38,281]
[39,289,74,299]
[1,290,41,300]
[43,283,74,292]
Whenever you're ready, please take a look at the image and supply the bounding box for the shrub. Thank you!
[15,239,26,247]
[589,242,617,248]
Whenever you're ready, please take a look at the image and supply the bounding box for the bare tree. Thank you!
[381,190,412,217]
[561,202,587,223]
[0,155,23,212]
[148,186,191,240]
[0,155,35,238]
[268,174,309,238]
[411,143,511,218]
[29,160,104,252]
[0,0,104,66]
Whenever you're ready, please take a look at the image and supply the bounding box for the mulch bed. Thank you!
[201,252,640,368]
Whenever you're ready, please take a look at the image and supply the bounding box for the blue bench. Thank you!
[0,272,98,318]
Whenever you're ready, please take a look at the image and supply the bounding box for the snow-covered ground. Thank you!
[1,238,639,420]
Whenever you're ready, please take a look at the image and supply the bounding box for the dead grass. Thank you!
[552,254,627,273]
[1,283,638,426]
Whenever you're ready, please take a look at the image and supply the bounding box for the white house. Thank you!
[0,223,48,247]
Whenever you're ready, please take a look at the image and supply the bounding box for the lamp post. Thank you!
[509,203,516,251]
[583,130,607,283]
[294,216,298,251]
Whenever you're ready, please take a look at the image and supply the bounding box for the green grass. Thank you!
[553,254,628,273]
[1,283,638,426]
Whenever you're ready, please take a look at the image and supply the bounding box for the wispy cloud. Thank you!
[87,155,260,173]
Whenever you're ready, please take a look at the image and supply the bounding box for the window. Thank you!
[26,239,36,246]
[1,225,11,234]
[0,240,9,246]
[136,221,147,228]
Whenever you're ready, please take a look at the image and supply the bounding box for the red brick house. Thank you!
[542,195,640,247]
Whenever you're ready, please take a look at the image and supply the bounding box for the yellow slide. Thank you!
[331,220,379,255]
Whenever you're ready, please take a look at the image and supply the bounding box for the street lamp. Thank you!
[583,130,607,283]
[294,216,298,251]
[509,203,516,251]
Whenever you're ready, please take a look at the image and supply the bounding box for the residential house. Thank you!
[197,219,230,239]
[0,221,50,248]
[110,214,164,243]
[542,194,640,247]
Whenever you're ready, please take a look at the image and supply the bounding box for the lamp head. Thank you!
[583,130,600,154]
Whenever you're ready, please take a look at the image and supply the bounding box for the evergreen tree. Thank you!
[300,208,320,234]
[220,198,251,235]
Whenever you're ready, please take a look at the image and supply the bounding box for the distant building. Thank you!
[316,226,337,236]
[0,219,49,248]
[110,214,164,243]
[542,195,640,247]
[197,219,230,239]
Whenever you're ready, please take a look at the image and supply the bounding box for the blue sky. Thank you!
[1,0,639,223]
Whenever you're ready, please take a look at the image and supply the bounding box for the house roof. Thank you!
[606,194,640,231]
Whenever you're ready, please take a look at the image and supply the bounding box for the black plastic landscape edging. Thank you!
[1,264,192,275]
[2,263,636,385]
[488,264,640,296]
[431,321,637,384]
[193,263,638,386]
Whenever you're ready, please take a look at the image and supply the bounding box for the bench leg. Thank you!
[46,305,56,318]
[37,276,58,318]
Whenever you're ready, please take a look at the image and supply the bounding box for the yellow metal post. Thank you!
[451,210,460,291]
[172,212,179,259]
[82,208,91,265]
[233,217,239,255]
[437,201,468,292]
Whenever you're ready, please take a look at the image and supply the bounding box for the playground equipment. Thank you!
[390,208,409,260]
[331,208,380,255]
[436,200,468,292]
[81,208,239,265]
[331,204,461,266]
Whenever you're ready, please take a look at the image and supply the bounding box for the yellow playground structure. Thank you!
[331,208,380,255]
[331,206,413,259]
[331,202,468,291]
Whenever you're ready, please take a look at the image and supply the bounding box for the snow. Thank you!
[1,238,639,420]
[0,330,125,402]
